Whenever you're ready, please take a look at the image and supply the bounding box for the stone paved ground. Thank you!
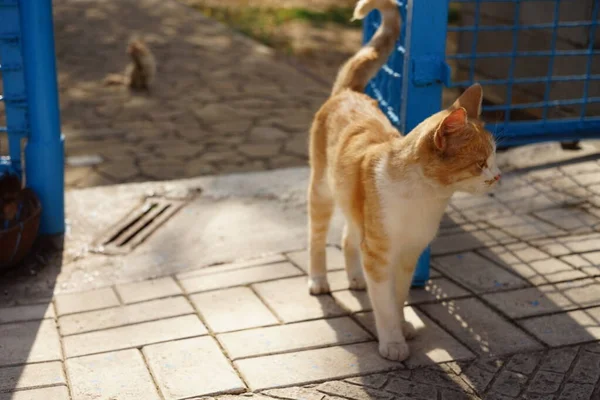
[2,154,600,399]
[54,0,329,189]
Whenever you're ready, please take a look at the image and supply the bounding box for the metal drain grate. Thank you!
[92,198,186,255]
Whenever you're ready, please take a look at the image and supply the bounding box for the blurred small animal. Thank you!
[104,38,156,91]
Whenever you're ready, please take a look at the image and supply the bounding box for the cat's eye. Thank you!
[477,161,488,170]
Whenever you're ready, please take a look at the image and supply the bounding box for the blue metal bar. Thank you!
[452,0,572,3]
[491,118,600,145]
[483,97,600,111]
[449,21,599,32]
[0,0,26,176]
[541,0,560,121]
[503,0,521,124]
[449,74,600,88]
[20,0,65,234]
[580,0,599,120]
[400,0,450,287]
[468,0,481,82]
[448,49,600,59]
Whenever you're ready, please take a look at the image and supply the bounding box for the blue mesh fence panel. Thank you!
[364,0,600,146]
[447,0,600,145]
[0,0,27,174]
[363,0,408,129]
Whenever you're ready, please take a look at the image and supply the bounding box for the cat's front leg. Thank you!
[363,253,409,361]
[395,250,423,340]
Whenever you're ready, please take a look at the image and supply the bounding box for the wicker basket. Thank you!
[0,187,42,269]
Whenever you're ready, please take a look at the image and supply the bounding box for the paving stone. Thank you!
[557,383,595,400]
[115,277,182,304]
[67,349,160,400]
[460,360,501,393]
[460,202,513,222]
[0,303,55,323]
[481,244,587,284]
[502,194,558,215]
[235,342,400,390]
[560,161,600,176]
[411,367,475,393]
[488,215,566,240]
[522,393,556,400]
[533,233,600,256]
[190,287,278,333]
[439,388,481,400]
[179,262,302,293]
[238,144,281,158]
[331,290,371,313]
[344,373,391,389]
[59,296,194,335]
[354,307,475,367]
[489,369,528,397]
[521,306,600,346]
[316,380,392,400]
[572,172,600,186]
[482,278,600,319]
[0,320,62,366]
[407,278,471,304]
[176,254,286,280]
[528,370,563,394]
[144,336,245,399]
[384,377,437,398]
[54,287,120,316]
[263,387,325,400]
[432,232,497,255]
[287,247,345,273]
[253,276,346,323]
[421,298,542,357]
[63,315,207,358]
[0,386,70,400]
[434,252,527,293]
[540,347,579,373]
[534,208,600,233]
[506,352,543,374]
[567,351,600,384]
[0,361,66,392]
[531,238,573,257]
[218,317,371,359]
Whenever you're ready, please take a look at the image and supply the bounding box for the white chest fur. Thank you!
[374,157,450,251]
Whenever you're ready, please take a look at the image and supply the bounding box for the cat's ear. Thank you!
[434,107,468,151]
[452,83,483,118]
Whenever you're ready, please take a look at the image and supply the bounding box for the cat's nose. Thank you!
[494,174,501,181]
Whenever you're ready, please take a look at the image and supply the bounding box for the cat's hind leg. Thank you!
[342,222,366,290]
[308,174,334,295]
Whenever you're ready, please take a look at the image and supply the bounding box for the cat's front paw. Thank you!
[378,340,409,361]
[308,276,331,295]
[402,320,417,340]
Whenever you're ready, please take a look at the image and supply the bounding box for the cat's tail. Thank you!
[331,0,400,96]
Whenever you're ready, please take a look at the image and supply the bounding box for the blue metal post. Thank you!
[401,0,450,287]
[19,0,65,234]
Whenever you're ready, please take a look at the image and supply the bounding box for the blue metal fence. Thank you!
[0,0,65,235]
[363,0,600,286]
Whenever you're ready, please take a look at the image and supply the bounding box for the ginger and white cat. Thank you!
[307,0,501,361]
[104,37,156,91]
